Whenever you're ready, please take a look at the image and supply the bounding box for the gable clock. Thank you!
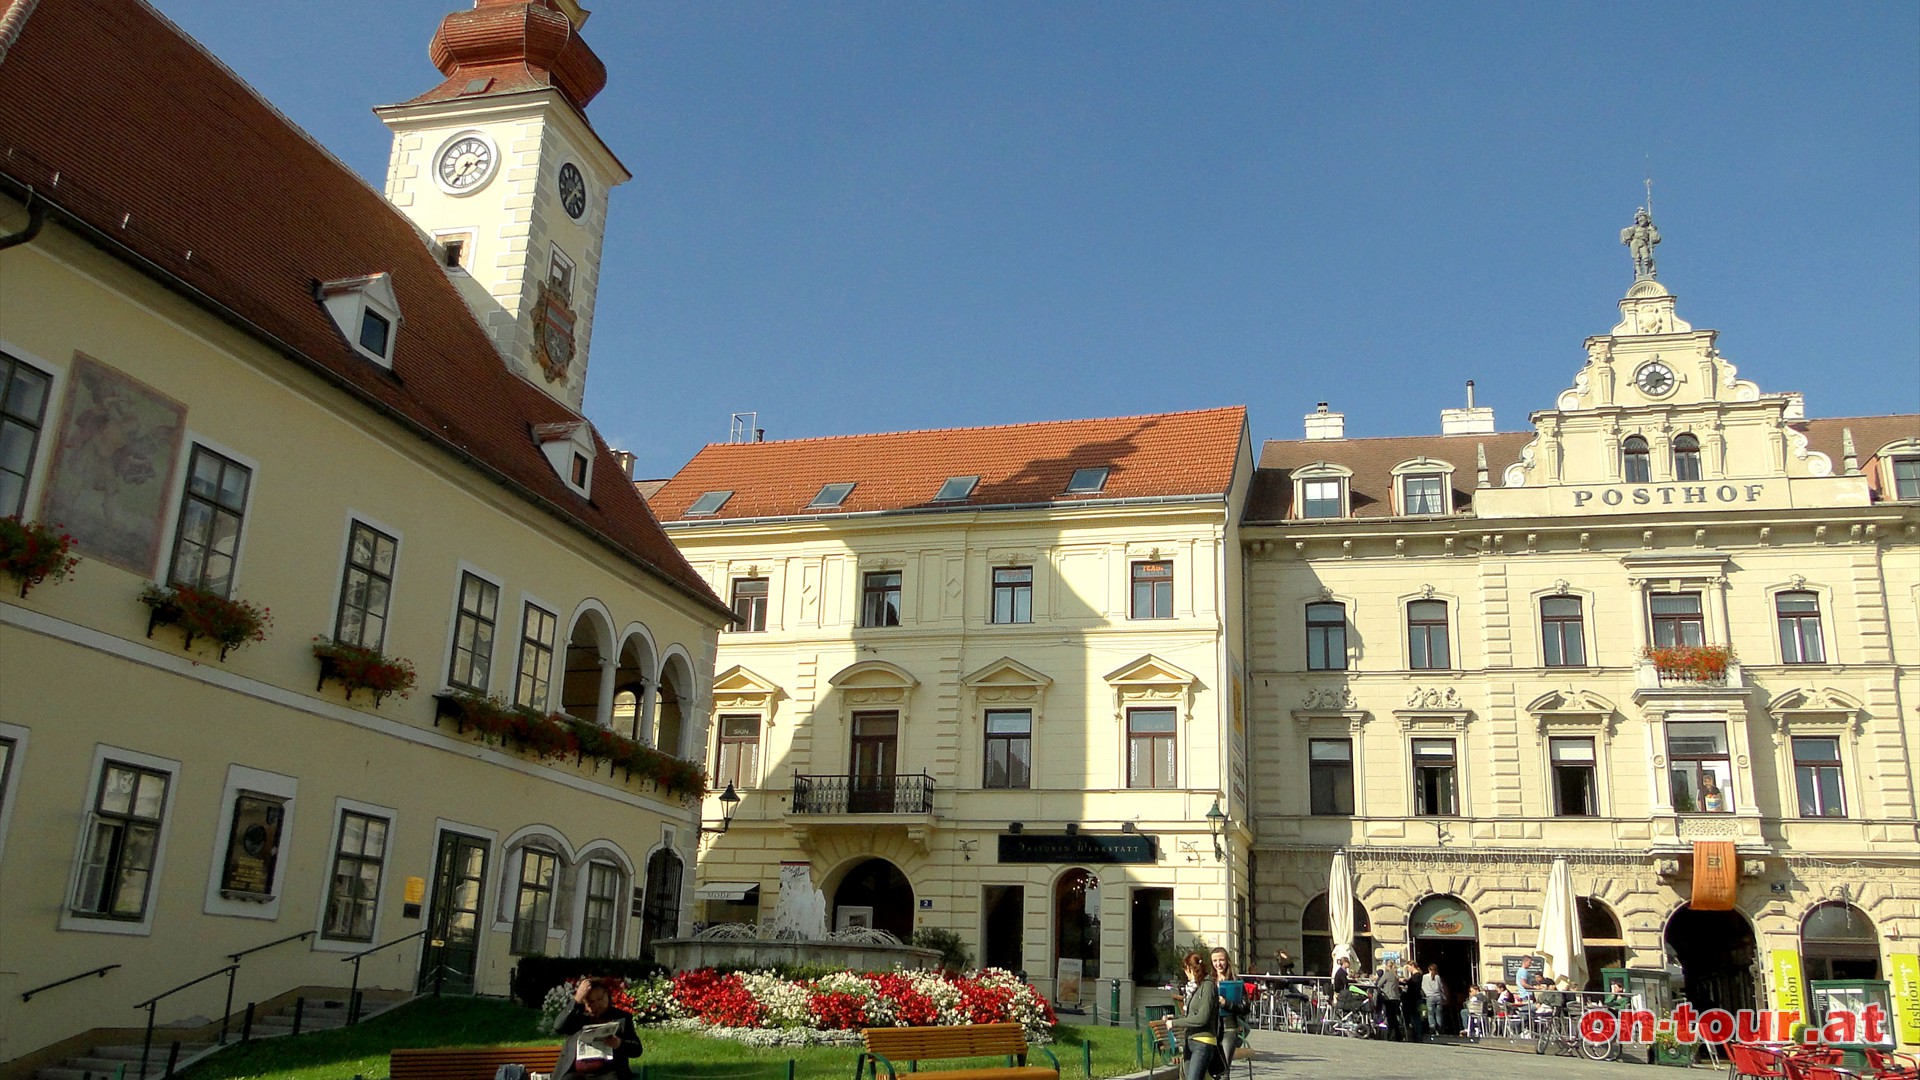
[557,162,587,220]
[1635,360,1675,397]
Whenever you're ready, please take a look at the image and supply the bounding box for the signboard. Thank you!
[1410,896,1477,939]
[219,793,285,896]
[1690,841,1738,910]
[405,876,426,904]
[1890,954,1920,1048]
[1056,959,1083,1007]
[1505,954,1545,987]
[998,833,1158,864]
[918,898,934,910]
[1770,949,1805,1016]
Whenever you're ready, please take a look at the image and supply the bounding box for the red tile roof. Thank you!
[651,408,1249,522]
[1247,415,1919,521]
[0,0,726,618]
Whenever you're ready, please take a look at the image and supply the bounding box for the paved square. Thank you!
[1235,1030,1686,1079]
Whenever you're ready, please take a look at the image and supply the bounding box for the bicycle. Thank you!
[1531,1004,1616,1061]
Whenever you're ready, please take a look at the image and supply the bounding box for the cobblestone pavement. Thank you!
[1231,1030,1700,1078]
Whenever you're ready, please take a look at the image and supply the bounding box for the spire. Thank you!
[407,0,608,112]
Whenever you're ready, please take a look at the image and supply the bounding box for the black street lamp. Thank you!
[702,782,741,834]
[1205,798,1227,860]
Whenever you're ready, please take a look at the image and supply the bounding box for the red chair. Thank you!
[1728,1042,1790,1078]
[1864,1047,1920,1079]
[1782,1052,1861,1080]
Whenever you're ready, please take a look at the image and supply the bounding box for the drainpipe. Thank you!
[0,190,46,251]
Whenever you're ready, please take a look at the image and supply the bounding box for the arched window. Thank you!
[1577,897,1625,988]
[1801,902,1879,982]
[1306,602,1347,671]
[1622,436,1651,484]
[1673,433,1702,481]
[1302,893,1374,975]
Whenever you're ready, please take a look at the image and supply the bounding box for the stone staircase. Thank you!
[33,994,408,1080]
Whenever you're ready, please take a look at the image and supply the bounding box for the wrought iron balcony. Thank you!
[791,772,935,815]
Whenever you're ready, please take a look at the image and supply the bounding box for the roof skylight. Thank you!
[808,482,856,509]
[933,475,979,502]
[1065,466,1110,494]
[686,490,732,516]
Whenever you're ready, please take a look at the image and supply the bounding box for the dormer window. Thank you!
[934,475,978,502]
[317,273,403,368]
[1291,462,1353,519]
[808,482,855,509]
[1875,439,1920,501]
[533,421,595,498]
[1065,467,1109,494]
[1390,457,1456,516]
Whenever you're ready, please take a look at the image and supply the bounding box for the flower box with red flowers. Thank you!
[139,582,272,660]
[1,516,80,597]
[313,637,417,706]
[1641,644,1735,686]
[431,690,706,799]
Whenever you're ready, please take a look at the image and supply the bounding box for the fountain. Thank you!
[652,863,941,971]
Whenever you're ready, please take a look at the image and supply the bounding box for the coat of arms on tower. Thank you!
[533,282,576,383]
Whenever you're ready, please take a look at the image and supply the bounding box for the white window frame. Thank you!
[571,845,635,957]
[1531,586,1596,669]
[1389,457,1456,516]
[312,796,399,952]
[61,745,182,936]
[1766,582,1833,667]
[1291,462,1353,520]
[1545,734,1603,817]
[1402,593,1458,671]
[1409,736,1462,817]
[1874,439,1920,501]
[202,765,298,920]
[0,341,63,518]
[513,593,561,712]
[158,435,261,595]
[0,721,29,869]
[318,273,404,367]
[328,512,404,651]
[440,562,505,694]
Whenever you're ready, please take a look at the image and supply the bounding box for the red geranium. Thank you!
[806,990,869,1030]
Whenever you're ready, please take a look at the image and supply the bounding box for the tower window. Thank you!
[1622,435,1651,483]
[1673,433,1702,481]
[548,246,575,301]
[441,238,466,269]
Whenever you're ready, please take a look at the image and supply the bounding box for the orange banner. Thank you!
[1691,840,1738,910]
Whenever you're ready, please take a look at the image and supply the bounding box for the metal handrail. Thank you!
[135,964,237,1080]
[340,928,427,1024]
[227,929,313,963]
[21,963,121,1002]
[791,771,935,814]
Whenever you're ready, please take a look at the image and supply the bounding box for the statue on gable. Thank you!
[1621,207,1661,280]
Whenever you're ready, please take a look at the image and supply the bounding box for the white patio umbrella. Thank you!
[1329,848,1358,965]
[1535,856,1588,989]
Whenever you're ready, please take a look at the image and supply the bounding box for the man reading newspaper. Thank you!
[552,978,642,1080]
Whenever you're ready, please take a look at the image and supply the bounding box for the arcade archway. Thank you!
[1302,892,1375,976]
[1409,894,1478,1032]
[831,858,913,942]
[1665,906,1757,1014]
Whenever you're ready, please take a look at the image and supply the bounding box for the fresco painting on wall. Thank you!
[40,353,187,573]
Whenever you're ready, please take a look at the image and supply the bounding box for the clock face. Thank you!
[1636,361,1676,397]
[436,135,495,193]
[558,162,587,219]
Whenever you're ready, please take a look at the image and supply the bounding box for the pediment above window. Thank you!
[1525,688,1618,736]
[1394,684,1470,731]
[828,659,917,716]
[1104,654,1200,720]
[963,657,1053,716]
[1767,687,1863,737]
[317,272,402,367]
[712,665,783,717]
[1291,686,1367,731]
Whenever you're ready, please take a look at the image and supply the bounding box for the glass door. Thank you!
[419,830,488,994]
[848,711,898,812]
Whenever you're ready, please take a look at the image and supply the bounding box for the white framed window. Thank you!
[579,859,625,957]
[514,599,559,710]
[1411,738,1458,816]
[1390,458,1456,516]
[1667,721,1734,813]
[318,273,403,367]
[1406,599,1451,670]
[1549,737,1597,816]
[1291,462,1353,519]
[203,765,298,920]
[64,747,181,935]
[1873,439,1920,501]
[0,350,55,516]
[548,244,575,301]
[445,567,502,693]
[715,713,762,790]
[1775,591,1827,665]
[0,722,28,868]
[166,443,255,598]
[333,517,400,651]
[511,847,561,955]
[319,801,394,945]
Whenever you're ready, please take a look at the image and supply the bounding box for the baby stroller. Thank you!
[1329,984,1377,1039]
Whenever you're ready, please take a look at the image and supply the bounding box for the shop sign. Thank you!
[997,833,1157,864]
[1571,482,1770,510]
[1690,840,1738,910]
[1410,897,1477,939]
[1770,949,1805,1015]
[1890,954,1920,1047]
[1057,958,1083,1007]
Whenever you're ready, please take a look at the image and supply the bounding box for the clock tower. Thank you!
[375,0,629,413]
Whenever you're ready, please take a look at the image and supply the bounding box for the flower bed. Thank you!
[539,967,1055,1043]
[435,691,706,800]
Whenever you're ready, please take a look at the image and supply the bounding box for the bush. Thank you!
[912,927,973,972]
[510,955,666,1008]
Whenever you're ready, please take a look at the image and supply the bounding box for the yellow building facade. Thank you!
[1242,246,1919,1026]
[650,410,1253,1014]
[0,2,727,1071]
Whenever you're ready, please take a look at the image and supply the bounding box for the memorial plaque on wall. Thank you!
[220,793,285,896]
[997,833,1157,864]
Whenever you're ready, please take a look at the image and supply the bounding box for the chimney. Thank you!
[609,449,637,479]
[1304,402,1345,441]
[1441,380,1496,435]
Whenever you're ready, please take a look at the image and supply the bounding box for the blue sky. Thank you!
[156,2,1918,478]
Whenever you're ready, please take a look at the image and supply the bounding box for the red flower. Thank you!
[806,990,868,1030]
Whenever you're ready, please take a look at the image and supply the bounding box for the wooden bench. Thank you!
[390,1045,561,1080]
[857,1023,1058,1080]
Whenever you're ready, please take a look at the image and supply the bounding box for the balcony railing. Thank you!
[792,772,934,815]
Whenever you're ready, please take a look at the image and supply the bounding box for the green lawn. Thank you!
[184,998,1147,1080]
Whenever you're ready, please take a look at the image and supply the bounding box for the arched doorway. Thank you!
[1801,902,1879,981]
[832,858,912,941]
[638,847,683,961]
[1665,906,1757,1015]
[1578,897,1626,989]
[1302,893,1374,976]
[1054,868,1102,985]
[1409,894,1478,1032]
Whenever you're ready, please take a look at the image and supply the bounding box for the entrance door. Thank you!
[1667,907,1758,1015]
[849,711,898,813]
[983,885,1025,973]
[1408,894,1480,1035]
[638,848,683,960]
[419,830,489,994]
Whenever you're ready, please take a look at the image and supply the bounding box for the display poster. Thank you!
[1690,841,1738,910]
[1770,949,1805,1016]
[1056,958,1083,1007]
[219,793,285,895]
[1889,953,1920,1048]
